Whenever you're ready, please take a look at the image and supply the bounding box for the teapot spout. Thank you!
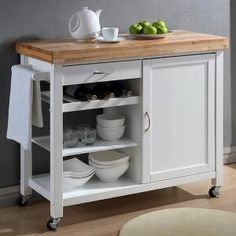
[95,9,102,18]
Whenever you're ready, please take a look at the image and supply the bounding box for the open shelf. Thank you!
[41,91,140,112]
[32,136,139,157]
[29,174,140,206]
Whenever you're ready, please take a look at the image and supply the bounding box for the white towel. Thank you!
[7,65,43,150]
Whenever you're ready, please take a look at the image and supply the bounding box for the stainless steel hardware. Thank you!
[93,70,112,75]
[144,112,151,132]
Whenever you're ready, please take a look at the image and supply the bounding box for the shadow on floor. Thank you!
[0,186,209,235]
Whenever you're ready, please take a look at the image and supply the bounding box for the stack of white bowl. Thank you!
[89,150,130,182]
[96,113,126,141]
[63,158,95,188]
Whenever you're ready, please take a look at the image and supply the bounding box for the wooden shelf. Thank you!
[32,136,139,157]
[41,91,140,112]
[29,174,140,206]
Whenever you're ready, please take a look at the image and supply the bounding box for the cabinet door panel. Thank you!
[143,54,215,182]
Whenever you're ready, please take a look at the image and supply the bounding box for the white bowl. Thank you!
[63,158,94,175]
[89,159,129,169]
[63,173,94,188]
[97,113,125,128]
[97,125,125,141]
[89,150,130,166]
[94,163,129,182]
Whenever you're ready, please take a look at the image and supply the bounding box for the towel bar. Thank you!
[32,72,50,81]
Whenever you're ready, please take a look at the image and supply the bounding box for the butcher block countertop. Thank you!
[16,30,228,64]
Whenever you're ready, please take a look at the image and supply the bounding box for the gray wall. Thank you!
[231,1,236,145]
[0,0,230,188]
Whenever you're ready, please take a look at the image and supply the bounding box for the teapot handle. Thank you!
[68,12,80,35]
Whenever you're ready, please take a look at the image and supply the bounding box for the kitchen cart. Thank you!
[15,31,228,230]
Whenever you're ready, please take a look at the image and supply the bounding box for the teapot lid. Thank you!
[82,7,88,10]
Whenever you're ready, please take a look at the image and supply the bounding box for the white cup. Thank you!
[102,27,119,40]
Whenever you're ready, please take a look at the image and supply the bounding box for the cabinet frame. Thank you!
[19,51,224,222]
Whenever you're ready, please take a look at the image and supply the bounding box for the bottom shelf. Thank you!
[29,171,216,207]
[29,174,140,206]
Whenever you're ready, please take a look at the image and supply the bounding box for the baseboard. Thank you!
[0,185,19,207]
[0,185,43,208]
[224,146,236,164]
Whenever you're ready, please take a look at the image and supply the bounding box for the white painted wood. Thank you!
[50,64,63,218]
[29,175,51,201]
[20,56,32,196]
[63,96,140,112]
[212,51,224,186]
[104,105,142,183]
[18,50,224,222]
[28,57,53,74]
[143,54,216,182]
[29,171,215,206]
[62,60,141,85]
[41,91,140,112]
[32,136,138,157]
[142,60,152,183]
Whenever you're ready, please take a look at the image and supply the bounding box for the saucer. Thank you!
[96,36,125,43]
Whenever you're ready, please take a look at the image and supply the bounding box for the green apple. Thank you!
[156,26,168,34]
[138,21,151,28]
[153,20,167,29]
[129,24,143,34]
[143,25,157,35]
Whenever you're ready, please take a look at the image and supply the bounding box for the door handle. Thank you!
[93,70,112,75]
[144,112,151,132]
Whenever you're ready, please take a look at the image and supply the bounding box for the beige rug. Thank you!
[119,208,236,236]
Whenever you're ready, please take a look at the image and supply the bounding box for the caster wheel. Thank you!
[209,186,220,198]
[17,196,29,207]
[47,218,60,231]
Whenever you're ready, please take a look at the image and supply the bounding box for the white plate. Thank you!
[129,31,174,40]
[63,170,94,178]
[63,173,94,188]
[96,36,125,43]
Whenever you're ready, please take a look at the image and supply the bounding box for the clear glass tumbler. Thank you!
[76,124,90,145]
[63,126,73,148]
[86,128,96,145]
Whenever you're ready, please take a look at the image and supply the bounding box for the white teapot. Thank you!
[68,7,102,40]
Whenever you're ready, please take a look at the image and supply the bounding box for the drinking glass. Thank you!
[76,124,90,145]
[86,128,96,145]
[63,126,73,148]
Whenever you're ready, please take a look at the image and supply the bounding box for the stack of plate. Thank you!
[89,150,130,182]
[63,158,95,188]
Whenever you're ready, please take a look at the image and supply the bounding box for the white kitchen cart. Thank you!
[16,31,227,230]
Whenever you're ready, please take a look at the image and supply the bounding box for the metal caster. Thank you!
[17,195,29,207]
[47,218,61,231]
[209,186,221,198]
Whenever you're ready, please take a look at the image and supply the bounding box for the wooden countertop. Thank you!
[16,30,228,64]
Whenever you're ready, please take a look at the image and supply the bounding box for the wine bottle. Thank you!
[90,82,115,100]
[64,85,90,101]
[110,82,125,97]
[109,82,134,97]
[119,89,133,97]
